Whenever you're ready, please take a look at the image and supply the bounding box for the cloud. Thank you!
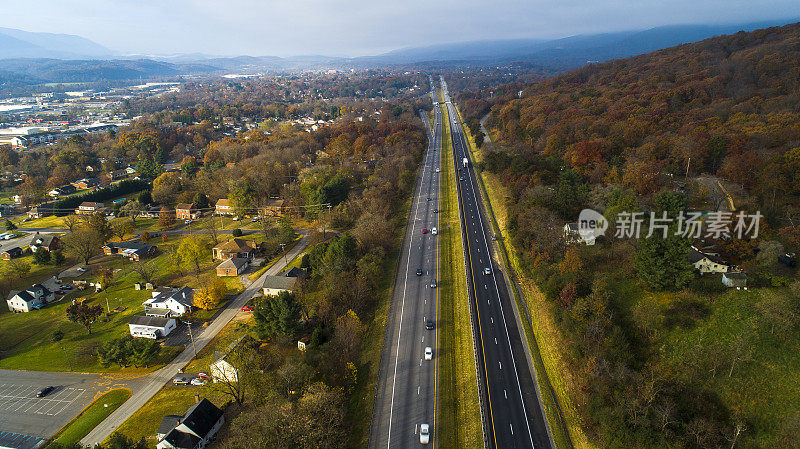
[0,0,798,56]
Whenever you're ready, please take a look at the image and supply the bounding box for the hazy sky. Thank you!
[2,1,799,57]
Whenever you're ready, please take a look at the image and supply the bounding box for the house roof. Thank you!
[688,247,725,265]
[281,266,306,278]
[29,283,51,296]
[176,203,195,210]
[158,415,182,436]
[2,247,22,255]
[104,240,155,252]
[215,198,230,207]
[10,290,34,303]
[217,257,248,270]
[214,238,256,253]
[262,275,296,291]
[129,315,173,328]
[145,286,194,307]
[180,398,224,439]
[724,272,747,280]
[33,234,59,247]
[79,201,104,208]
[162,428,202,449]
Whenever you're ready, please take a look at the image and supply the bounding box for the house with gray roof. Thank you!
[143,286,194,317]
[156,397,224,449]
[7,284,54,312]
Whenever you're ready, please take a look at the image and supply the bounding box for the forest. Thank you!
[461,22,800,448]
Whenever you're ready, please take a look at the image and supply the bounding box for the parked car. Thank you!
[427,197,431,201]
[232,216,240,221]
[424,347,433,360]
[433,208,438,213]
[241,305,254,312]
[190,378,207,386]
[197,372,211,379]
[184,219,192,225]
[420,423,430,444]
[251,217,259,222]
[60,284,72,290]
[173,377,189,386]
[36,386,55,398]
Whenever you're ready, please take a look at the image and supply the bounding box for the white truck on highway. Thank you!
[462,157,469,168]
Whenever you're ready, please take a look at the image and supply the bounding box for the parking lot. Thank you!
[0,369,107,440]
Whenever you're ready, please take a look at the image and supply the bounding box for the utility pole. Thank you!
[685,157,691,179]
[280,243,288,267]
[187,321,197,357]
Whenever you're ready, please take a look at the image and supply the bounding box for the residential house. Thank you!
[262,275,297,296]
[73,177,101,189]
[75,201,106,215]
[28,204,53,219]
[210,358,238,383]
[129,315,176,339]
[1,247,23,260]
[563,222,597,245]
[125,166,137,175]
[156,398,224,449]
[688,246,729,273]
[257,198,285,217]
[48,185,77,198]
[138,204,162,219]
[212,239,257,260]
[102,240,157,261]
[214,199,233,216]
[7,284,54,312]
[722,272,747,288]
[216,258,249,276]
[30,234,61,253]
[109,169,129,181]
[176,203,199,220]
[143,286,194,317]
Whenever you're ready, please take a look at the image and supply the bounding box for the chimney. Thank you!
[194,393,200,403]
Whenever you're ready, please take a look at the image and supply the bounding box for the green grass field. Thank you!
[49,388,132,448]
[437,99,483,448]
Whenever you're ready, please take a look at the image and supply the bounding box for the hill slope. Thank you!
[0,27,112,59]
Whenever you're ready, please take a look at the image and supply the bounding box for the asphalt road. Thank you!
[370,83,441,449]
[442,77,551,449]
[80,233,310,446]
[0,369,106,439]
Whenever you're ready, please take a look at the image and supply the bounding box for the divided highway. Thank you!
[442,77,552,449]
[370,82,442,449]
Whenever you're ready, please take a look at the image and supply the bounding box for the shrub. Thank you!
[231,228,243,237]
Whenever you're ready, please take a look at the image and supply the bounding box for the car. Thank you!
[420,423,430,444]
[435,168,440,173]
[232,216,240,221]
[251,217,259,222]
[197,372,211,379]
[241,305,254,312]
[60,284,72,290]
[184,219,192,224]
[460,176,464,181]
[430,279,437,288]
[422,228,428,234]
[76,267,86,272]
[491,235,497,241]
[427,197,431,201]
[484,267,492,275]
[173,377,189,386]
[425,319,434,330]
[433,208,438,213]
[55,290,65,295]
[190,378,207,386]
[416,269,423,276]
[35,386,54,398]
[424,347,433,360]
[431,227,437,235]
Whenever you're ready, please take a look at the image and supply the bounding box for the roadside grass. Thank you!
[14,214,69,229]
[48,388,132,448]
[246,235,302,281]
[438,101,483,448]
[453,104,588,449]
[0,234,235,372]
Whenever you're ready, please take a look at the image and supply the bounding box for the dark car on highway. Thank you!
[416,269,423,276]
[425,319,435,330]
[36,386,54,398]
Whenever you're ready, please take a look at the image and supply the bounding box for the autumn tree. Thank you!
[194,277,227,310]
[177,236,209,278]
[63,227,102,264]
[65,302,103,334]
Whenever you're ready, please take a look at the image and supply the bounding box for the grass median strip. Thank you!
[48,388,132,448]
[438,98,483,448]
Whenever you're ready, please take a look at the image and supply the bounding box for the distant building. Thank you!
[7,284,54,313]
[216,257,249,276]
[30,234,61,253]
[129,315,176,339]
[214,198,233,215]
[210,359,238,384]
[175,203,199,220]
[102,240,157,261]
[143,286,194,317]
[212,238,257,260]
[75,201,106,215]
[28,205,53,219]
[563,223,596,245]
[688,246,729,273]
[1,247,23,260]
[73,178,101,190]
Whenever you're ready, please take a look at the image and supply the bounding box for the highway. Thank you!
[442,76,552,449]
[370,79,441,449]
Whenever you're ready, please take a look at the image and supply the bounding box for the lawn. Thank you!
[454,102,586,449]
[437,100,483,448]
[0,234,240,372]
[48,388,132,448]
[0,252,75,293]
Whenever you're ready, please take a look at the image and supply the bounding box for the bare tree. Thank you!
[209,343,261,406]
[7,258,31,280]
[726,421,747,449]
[132,260,157,285]
[727,333,754,378]
[62,214,80,233]
[63,227,102,264]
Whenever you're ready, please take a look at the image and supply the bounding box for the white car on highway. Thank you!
[424,347,432,360]
[431,227,437,235]
[420,423,430,444]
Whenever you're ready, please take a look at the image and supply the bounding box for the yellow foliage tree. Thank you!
[194,277,227,310]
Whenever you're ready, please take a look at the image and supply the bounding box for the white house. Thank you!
[156,397,225,449]
[143,287,193,317]
[210,358,238,383]
[129,315,176,339]
[688,246,729,273]
[563,223,596,245]
[7,284,54,312]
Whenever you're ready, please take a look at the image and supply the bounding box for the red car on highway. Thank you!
[241,305,254,312]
